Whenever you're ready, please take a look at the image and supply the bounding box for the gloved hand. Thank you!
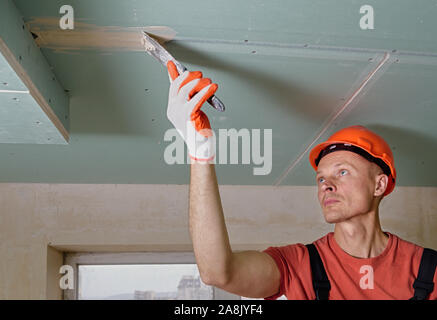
[166,61,218,162]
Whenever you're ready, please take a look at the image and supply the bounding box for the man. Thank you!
[165,61,437,300]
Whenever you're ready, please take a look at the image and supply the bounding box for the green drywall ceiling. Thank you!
[0,53,26,91]
[0,0,69,144]
[12,0,437,53]
[0,0,436,186]
[0,51,67,144]
[281,56,437,187]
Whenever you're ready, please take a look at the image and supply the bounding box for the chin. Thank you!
[324,217,340,224]
[322,210,344,224]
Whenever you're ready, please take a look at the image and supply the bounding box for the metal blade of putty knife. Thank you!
[142,32,225,112]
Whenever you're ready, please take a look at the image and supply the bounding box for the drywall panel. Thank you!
[282,57,437,187]
[14,0,437,53]
[0,0,69,144]
[0,81,67,144]
[0,53,27,91]
[0,47,373,184]
[3,0,436,187]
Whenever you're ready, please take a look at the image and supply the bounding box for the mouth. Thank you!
[324,198,340,206]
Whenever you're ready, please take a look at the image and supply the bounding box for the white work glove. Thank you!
[166,61,218,162]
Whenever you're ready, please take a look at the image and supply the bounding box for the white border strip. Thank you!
[0,89,29,94]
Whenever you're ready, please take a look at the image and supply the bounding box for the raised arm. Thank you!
[190,162,280,298]
[166,61,280,298]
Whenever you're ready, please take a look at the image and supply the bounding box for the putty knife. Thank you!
[142,32,225,112]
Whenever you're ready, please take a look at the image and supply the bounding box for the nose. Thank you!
[321,179,336,193]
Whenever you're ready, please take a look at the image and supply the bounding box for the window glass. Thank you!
[78,264,213,300]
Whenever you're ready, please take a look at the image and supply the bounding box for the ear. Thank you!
[374,174,388,197]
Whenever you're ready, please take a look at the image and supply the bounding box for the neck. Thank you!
[333,209,388,258]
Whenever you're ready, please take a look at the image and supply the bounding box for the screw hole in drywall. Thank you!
[2,82,7,86]
[392,49,397,53]
[12,97,19,101]
[368,58,373,62]
[19,56,22,61]
[303,44,308,48]
[251,50,256,54]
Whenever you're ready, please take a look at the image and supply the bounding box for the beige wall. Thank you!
[0,183,436,299]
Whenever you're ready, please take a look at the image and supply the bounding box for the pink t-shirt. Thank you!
[263,232,437,300]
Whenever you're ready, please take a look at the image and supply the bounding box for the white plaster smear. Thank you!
[26,18,177,52]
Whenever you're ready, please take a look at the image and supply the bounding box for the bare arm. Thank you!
[166,63,281,298]
[189,161,281,298]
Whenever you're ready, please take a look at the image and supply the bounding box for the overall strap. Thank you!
[410,248,437,300]
[306,243,331,300]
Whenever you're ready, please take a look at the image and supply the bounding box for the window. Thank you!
[78,264,213,300]
[63,252,241,300]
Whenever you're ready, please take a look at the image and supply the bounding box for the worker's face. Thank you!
[316,151,383,224]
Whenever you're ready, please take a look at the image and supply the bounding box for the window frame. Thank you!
[63,251,241,300]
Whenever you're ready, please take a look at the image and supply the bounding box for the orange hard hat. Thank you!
[309,125,396,196]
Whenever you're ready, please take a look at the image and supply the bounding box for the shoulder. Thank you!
[385,232,431,275]
[263,242,308,262]
[389,232,425,258]
[263,234,331,262]
[313,233,331,247]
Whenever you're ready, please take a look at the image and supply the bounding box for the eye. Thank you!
[340,169,348,176]
[318,177,325,183]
